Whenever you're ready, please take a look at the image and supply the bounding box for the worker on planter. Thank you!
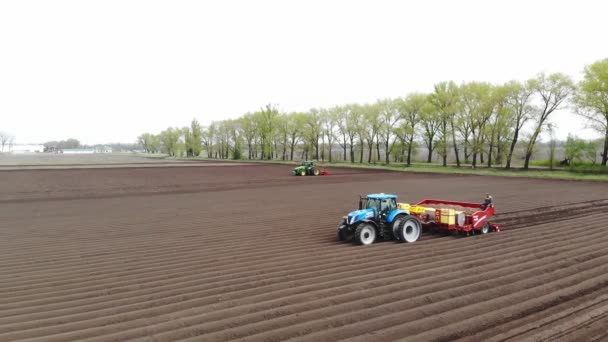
[481,193,493,210]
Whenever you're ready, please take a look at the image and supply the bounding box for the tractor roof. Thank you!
[367,193,398,199]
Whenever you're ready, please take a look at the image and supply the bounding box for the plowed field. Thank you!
[1,162,608,341]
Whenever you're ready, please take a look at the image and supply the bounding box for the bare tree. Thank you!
[523,73,575,169]
[504,80,535,169]
[0,131,13,153]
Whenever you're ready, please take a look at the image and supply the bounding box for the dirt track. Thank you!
[1,162,608,341]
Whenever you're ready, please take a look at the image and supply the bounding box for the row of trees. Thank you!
[43,138,81,150]
[138,59,608,168]
[138,119,203,157]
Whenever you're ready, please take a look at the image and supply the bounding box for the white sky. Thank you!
[1,0,607,145]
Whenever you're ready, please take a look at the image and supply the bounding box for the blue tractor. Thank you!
[337,193,422,245]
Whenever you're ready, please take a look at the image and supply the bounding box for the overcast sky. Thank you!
[1,0,607,145]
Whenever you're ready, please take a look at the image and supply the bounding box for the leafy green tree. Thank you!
[360,103,381,163]
[419,100,441,163]
[335,106,350,161]
[564,134,587,162]
[523,72,575,169]
[345,104,364,163]
[460,82,494,167]
[573,58,608,166]
[262,104,280,160]
[205,123,217,158]
[159,127,181,156]
[188,119,203,157]
[226,119,242,160]
[137,133,160,153]
[430,81,461,166]
[274,114,290,161]
[239,113,258,160]
[303,108,323,160]
[322,108,339,162]
[583,140,600,164]
[485,84,512,167]
[377,98,401,164]
[399,93,426,166]
[286,112,307,161]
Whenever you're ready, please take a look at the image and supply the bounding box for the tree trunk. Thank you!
[282,143,287,161]
[359,140,364,163]
[450,119,460,167]
[487,142,494,168]
[524,150,532,169]
[385,140,390,164]
[320,136,325,161]
[442,121,448,167]
[602,127,608,166]
[495,140,503,166]
[407,135,414,166]
[349,137,355,163]
[524,129,542,170]
[427,142,433,163]
[506,127,521,169]
[343,134,347,161]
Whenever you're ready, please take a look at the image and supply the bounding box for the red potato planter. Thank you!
[403,199,501,236]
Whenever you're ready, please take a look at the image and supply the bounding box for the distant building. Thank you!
[62,148,96,154]
[95,146,113,153]
[7,144,44,154]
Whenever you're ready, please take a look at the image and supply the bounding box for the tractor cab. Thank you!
[359,194,397,221]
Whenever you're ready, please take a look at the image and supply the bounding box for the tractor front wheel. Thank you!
[397,216,421,243]
[300,170,307,176]
[337,228,351,241]
[354,223,376,245]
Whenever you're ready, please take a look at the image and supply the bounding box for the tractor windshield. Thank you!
[367,198,396,215]
[366,199,380,211]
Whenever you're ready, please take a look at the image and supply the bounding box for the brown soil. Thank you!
[1,162,607,341]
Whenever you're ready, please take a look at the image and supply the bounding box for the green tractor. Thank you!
[291,161,329,176]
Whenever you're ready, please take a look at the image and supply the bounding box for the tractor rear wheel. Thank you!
[480,222,490,234]
[392,214,406,239]
[397,216,421,243]
[354,223,376,245]
[312,167,321,176]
